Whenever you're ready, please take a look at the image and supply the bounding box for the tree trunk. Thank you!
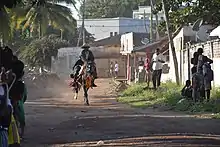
[150,0,160,40]
[150,0,153,43]
[155,13,160,40]
[39,22,41,39]
[162,0,180,85]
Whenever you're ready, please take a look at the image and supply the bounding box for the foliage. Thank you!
[20,35,70,68]
[80,0,150,18]
[12,0,76,38]
[118,82,220,116]
[0,0,24,41]
[155,0,220,32]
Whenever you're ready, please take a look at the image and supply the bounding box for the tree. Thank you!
[162,0,180,85]
[20,35,70,68]
[17,0,76,39]
[0,0,22,42]
[156,0,220,32]
[80,0,150,18]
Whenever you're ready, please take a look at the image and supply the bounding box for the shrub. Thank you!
[118,82,220,115]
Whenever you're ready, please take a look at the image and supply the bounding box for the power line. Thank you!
[78,24,151,27]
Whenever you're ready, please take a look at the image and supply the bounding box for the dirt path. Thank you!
[22,79,220,147]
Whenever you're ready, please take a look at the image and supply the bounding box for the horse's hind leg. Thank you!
[83,86,89,106]
[74,87,79,100]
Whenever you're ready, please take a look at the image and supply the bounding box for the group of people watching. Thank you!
[109,61,119,78]
[0,46,27,147]
[143,47,213,103]
[181,48,213,102]
[144,48,165,89]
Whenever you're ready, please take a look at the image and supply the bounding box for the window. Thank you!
[114,32,118,36]
[110,32,113,37]
[160,17,164,20]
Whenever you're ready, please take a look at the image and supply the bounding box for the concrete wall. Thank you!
[95,57,126,78]
[55,46,126,78]
[161,26,217,85]
[133,6,164,21]
[77,17,150,41]
[163,39,220,86]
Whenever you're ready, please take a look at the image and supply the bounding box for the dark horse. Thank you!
[70,61,94,106]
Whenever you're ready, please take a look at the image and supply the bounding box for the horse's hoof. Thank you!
[84,102,89,106]
[74,96,78,100]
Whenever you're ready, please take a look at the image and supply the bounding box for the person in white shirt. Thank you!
[114,61,119,78]
[151,48,165,89]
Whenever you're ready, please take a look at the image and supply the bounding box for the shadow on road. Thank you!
[22,79,220,146]
[23,103,220,146]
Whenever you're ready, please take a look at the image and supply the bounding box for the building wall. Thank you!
[161,25,216,85]
[77,17,150,41]
[119,19,149,34]
[120,32,134,54]
[163,40,220,87]
[133,6,164,21]
[93,46,126,78]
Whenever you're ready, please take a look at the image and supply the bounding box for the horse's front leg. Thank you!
[83,85,89,106]
[74,87,78,100]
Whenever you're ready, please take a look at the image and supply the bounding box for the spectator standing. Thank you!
[202,56,213,102]
[114,61,119,78]
[144,56,151,87]
[109,62,114,78]
[151,48,165,90]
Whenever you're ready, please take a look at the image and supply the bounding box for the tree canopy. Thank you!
[20,35,70,68]
[80,0,150,18]
[155,0,220,31]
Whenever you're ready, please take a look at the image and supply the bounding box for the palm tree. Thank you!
[17,0,77,39]
[0,0,22,44]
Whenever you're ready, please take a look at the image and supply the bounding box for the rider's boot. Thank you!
[92,68,98,87]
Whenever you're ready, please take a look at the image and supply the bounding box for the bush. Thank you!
[118,82,220,115]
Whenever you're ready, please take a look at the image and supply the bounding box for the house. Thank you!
[119,28,184,83]
[77,17,150,41]
[120,32,154,82]
[89,34,126,78]
[133,6,165,21]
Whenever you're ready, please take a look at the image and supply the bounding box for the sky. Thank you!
[59,1,81,19]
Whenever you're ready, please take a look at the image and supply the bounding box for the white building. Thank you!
[77,17,150,41]
[133,6,164,21]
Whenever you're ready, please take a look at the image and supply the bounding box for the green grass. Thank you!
[117,82,220,115]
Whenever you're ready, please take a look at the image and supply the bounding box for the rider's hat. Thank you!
[81,43,90,49]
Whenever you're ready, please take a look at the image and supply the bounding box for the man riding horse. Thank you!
[72,43,97,87]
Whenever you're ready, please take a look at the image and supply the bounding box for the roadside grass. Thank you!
[117,82,220,117]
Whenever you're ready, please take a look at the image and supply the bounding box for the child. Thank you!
[181,80,192,99]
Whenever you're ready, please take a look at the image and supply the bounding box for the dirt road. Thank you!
[22,79,220,147]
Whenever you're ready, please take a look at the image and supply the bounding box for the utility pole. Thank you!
[150,0,160,40]
[162,0,180,85]
[143,10,147,33]
[150,0,153,43]
[82,0,86,44]
[77,0,86,46]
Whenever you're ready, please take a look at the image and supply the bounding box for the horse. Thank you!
[70,61,94,106]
